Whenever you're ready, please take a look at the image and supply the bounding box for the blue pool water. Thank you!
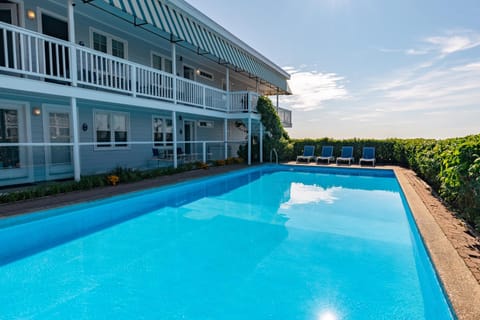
[0,165,454,319]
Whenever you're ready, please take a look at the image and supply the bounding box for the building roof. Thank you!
[93,0,291,94]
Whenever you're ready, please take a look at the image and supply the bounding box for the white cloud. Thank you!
[405,48,429,55]
[425,34,480,55]
[379,30,480,58]
[279,68,349,111]
[371,59,480,112]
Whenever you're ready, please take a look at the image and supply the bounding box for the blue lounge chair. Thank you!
[296,145,315,163]
[316,146,335,164]
[336,146,354,165]
[359,147,376,167]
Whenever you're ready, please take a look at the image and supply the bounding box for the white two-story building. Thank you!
[0,0,292,187]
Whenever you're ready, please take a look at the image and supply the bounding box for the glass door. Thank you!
[41,13,69,79]
[0,103,30,185]
[184,120,196,157]
[0,3,18,69]
[44,108,73,178]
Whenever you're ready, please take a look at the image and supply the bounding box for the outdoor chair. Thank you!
[316,146,335,164]
[359,147,376,167]
[152,148,165,159]
[296,145,316,163]
[336,146,354,165]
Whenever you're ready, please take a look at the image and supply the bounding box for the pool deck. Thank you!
[1,162,480,319]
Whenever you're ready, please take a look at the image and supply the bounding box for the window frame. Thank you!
[94,110,130,150]
[197,69,214,81]
[89,27,128,59]
[150,51,173,74]
[152,115,173,148]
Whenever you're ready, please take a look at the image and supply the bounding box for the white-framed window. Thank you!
[0,107,20,168]
[151,52,172,73]
[90,28,128,59]
[197,69,214,81]
[152,116,173,147]
[183,64,195,80]
[94,110,129,149]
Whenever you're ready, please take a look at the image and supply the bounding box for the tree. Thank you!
[238,96,292,162]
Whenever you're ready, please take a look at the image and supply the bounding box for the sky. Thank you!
[187,0,480,139]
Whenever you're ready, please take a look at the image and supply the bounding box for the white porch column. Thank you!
[259,123,263,163]
[67,0,77,86]
[276,91,279,112]
[202,142,206,163]
[225,67,230,112]
[172,111,177,168]
[71,97,81,181]
[247,116,252,165]
[171,42,177,104]
[224,118,228,159]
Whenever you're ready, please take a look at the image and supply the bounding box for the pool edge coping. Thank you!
[394,167,480,320]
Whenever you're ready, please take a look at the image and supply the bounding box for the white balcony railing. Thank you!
[277,106,292,128]
[229,91,258,113]
[0,22,289,122]
[0,21,71,82]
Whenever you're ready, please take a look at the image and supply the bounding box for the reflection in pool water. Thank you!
[280,182,342,209]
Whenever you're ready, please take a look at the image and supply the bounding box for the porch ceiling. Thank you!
[86,0,291,95]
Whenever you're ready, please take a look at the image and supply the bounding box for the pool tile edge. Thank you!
[394,167,480,320]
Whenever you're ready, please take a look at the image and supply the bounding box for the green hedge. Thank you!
[291,134,480,231]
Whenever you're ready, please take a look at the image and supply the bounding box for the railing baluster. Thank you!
[62,46,67,79]
[19,33,25,70]
[79,50,84,82]
[148,69,152,96]
[27,35,32,72]
[112,60,116,88]
[3,29,9,67]
[121,63,125,90]
[34,37,39,73]
[131,64,136,95]
[108,59,113,88]
[12,30,18,69]
[55,43,60,77]
[100,56,104,86]
[48,42,54,77]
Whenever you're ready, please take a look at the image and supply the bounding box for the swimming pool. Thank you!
[0,165,454,319]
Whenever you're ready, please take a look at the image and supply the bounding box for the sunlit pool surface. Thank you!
[0,165,454,319]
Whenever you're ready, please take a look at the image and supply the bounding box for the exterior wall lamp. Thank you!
[32,107,41,116]
[26,9,36,20]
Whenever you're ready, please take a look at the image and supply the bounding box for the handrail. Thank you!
[270,148,278,164]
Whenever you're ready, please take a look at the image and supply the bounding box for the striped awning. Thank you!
[91,0,290,93]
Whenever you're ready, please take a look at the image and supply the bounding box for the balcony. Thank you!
[0,21,291,126]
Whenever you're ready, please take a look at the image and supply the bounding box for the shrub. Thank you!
[214,160,226,166]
